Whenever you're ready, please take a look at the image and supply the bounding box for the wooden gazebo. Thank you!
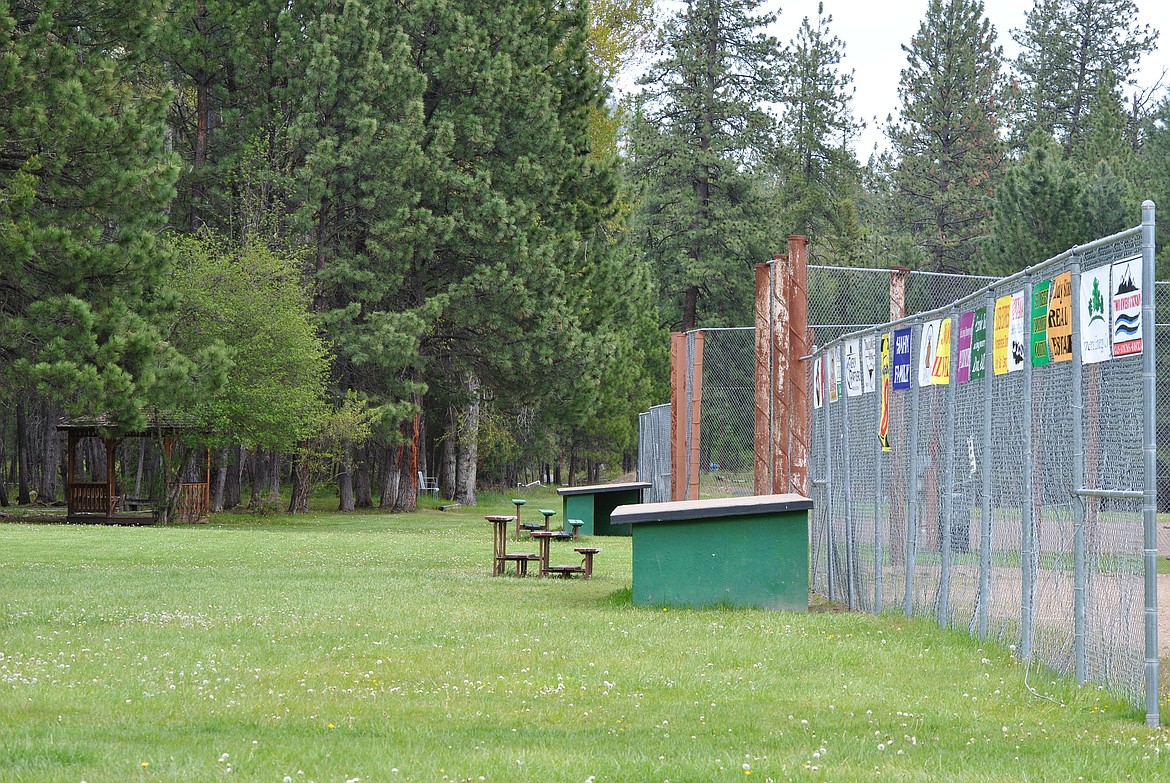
[58,418,211,524]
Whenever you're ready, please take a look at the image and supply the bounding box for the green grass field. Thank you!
[1,491,1167,782]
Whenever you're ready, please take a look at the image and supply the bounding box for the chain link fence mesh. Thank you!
[636,231,1162,720]
[809,225,1156,718]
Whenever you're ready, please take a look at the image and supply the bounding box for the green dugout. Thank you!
[556,482,651,537]
[612,494,812,612]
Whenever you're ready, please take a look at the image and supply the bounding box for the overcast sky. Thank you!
[629,0,1170,157]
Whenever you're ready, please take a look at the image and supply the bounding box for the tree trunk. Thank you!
[455,374,480,505]
[249,446,264,508]
[354,444,372,508]
[440,405,457,499]
[38,401,60,502]
[289,443,311,513]
[267,450,281,501]
[16,400,31,504]
[393,428,416,513]
[224,443,242,510]
[379,443,400,509]
[683,285,699,331]
[338,440,355,512]
[212,445,229,512]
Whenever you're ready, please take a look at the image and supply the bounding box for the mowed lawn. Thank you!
[1,493,1167,783]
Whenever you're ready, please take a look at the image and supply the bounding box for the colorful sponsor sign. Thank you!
[879,332,891,452]
[813,356,824,409]
[862,335,877,394]
[1008,291,1026,373]
[828,348,840,403]
[1080,265,1111,364]
[1031,280,1051,367]
[892,327,912,390]
[1111,257,1142,357]
[993,294,1013,376]
[956,310,975,384]
[931,317,952,384]
[918,319,940,387]
[970,306,988,380]
[844,338,863,397]
[1047,271,1073,362]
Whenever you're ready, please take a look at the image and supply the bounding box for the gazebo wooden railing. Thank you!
[58,418,210,524]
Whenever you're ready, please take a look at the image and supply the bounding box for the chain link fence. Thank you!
[807,265,999,346]
[637,404,671,503]
[808,216,1159,724]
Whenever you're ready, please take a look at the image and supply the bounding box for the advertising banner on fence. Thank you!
[1031,280,1051,366]
[862,334,877,394]
[879,332,891,451]
[993,294,1012,375]
[829,347,840,403]
[813,356,824,408]
[931,317,952,384]
[893,327,912,390]
[1048,271,1073,362]
[1009,291,1027,372]
[1080,265,1111,364]
[971,306,988,380]
[845,338,863,397]
[1111,257,1142,357]
[919,318,940,387]
[956,310,974,383]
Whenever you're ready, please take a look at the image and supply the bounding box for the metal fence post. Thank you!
[874,330,885,614]
[840,344,856,610]
[1141,200,1159,727]
[939,310,957,627]
[979,291,994,641]
[1070,253,1087,685]
[1021,277,1036,662]
[824,351,836,603]
[905,321,921,617]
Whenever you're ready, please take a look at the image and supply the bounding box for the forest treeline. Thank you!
[2,0,1168,512]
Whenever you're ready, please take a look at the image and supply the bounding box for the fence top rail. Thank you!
[805,224,1142,356]
[808,264,998,280]
[681,326,755,336]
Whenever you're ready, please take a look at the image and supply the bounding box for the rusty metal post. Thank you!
[771,254,791,494]
[688,330,705,501]
[787,236,810,496]
[754,263,773,494]
[670,332,687,501]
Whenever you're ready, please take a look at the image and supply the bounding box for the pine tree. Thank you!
[775,2,863,260]
[0,1,218,427]
[629,0,784,329]
[1011,0,1157,153]
[395,0,619,503]
[987,132,1087,272]
[888,0,1007,273]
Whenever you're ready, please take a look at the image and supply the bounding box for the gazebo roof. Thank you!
[57,413,201,439]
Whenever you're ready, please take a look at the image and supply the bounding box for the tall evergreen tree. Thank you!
[888,0,1007,273]
[775,2,863,261]
[0,1,220,426]
[399,0,619,503]
[987,132,1087,272]
[278,0,428,510]
[1011,0,1157,153]
[629,0,784,330]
